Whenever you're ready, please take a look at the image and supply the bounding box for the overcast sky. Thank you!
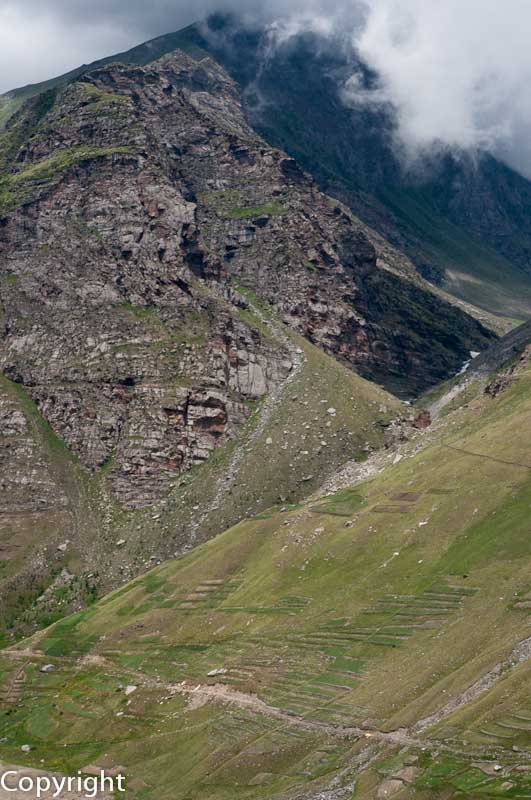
[2,0,531,179]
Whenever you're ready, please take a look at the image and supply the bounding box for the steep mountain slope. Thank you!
[0,52,494,408]
[0,299,406,646]
[0,373,106,647]
[3,17,531,319]
[2,50,497,640]
[200,18,531,320]
[1,325,531,799]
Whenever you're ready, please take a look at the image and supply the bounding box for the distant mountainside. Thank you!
[198,17,531,320]
[3,15,531,319]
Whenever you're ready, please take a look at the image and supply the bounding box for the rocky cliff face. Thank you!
[0,381,67,518]
[5,18,531,318]
[0,58,295,511]
[0,50,494,517]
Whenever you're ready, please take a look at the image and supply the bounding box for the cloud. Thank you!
[350,0,531,178]
[2,1,531,179]
[0,4,136,91]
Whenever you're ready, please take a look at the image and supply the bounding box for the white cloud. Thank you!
[0,4,135,91]
[351,0,531,177]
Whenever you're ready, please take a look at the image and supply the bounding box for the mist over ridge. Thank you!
[2,0,531,177]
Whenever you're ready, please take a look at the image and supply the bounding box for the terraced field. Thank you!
[2,356,531,797]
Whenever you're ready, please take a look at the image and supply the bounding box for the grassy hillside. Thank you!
[0,375,104,647]
[0,307,401,645]
[1,346,531,797]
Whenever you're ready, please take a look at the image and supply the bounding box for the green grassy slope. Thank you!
[2,349,531,797]
[0,308,401,644]
[0,375,104,645]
